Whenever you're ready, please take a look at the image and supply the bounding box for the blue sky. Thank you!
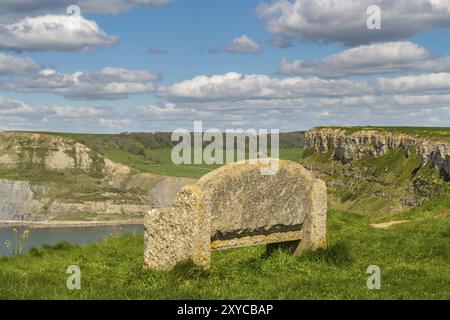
[0,0,450,133]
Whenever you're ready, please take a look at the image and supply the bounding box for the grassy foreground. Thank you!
[1,195,448,300]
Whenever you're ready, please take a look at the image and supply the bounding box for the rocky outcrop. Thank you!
[305,128,450,179]
[0,132,194,222]
[0,132,99,172]
[0,180,43,220]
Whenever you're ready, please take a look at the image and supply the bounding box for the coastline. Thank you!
[0,219,144,229]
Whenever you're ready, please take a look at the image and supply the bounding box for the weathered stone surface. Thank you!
[197,160,317,242]
[144,186,210,270]
[144,159,327,270]
[305,128,450,178]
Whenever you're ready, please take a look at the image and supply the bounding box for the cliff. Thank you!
[305,128,450,179]
[0,132,194,222]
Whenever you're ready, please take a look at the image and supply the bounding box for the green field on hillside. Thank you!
[0,195,448,299]
[25,131,305,178]
[103,147,304,178]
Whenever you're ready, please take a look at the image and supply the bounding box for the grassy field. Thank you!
[0,195,448,299]
[103,147,304,178]
[20,131,305,178]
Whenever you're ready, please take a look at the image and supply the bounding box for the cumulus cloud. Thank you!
[278,42,450,77]
[159,70,450,103]
[0,95,133,132]
[0,0,170,22]
[0,14,117,52]
[210,35,261,54]
[80,0,170,14]
[0,96,114,119]
[377,72,450,94]
[0,96,48,117]
[1,67,159,100]
[158,72,371,102]
[0,53,43,75]
[257,0,450,46]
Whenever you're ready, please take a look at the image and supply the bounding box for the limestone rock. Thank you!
[0,132,96,172]
[305,128,450,178]
[197,160,320,241]
[0,180,43,220]
[144,186,210,270]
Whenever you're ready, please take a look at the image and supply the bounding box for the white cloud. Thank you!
[226,35,261,53]
[0,14,117,52]
[2,67,159,100]
[210,35,261,54]
[0,96,48,116]
[52,105,112,118]
[80,0,170,14]
[279,42,450,77]
[158,72,371,102]
[0,53,43,75]
[0,0,170,22]
[0,96,113,119]
[257,0,450,46]
[0,95,131,132]
[377,72,450,94]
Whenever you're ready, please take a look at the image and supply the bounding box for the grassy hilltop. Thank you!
[0,127,449,299]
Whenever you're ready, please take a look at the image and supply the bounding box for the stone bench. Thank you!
[144,160,327,270]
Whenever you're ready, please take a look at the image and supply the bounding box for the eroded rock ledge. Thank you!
[305,128,450,179]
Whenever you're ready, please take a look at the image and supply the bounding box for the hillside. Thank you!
[0,132,194,222]
[37,131,306,178]
[0,131,304,222]
[302,127,450,214]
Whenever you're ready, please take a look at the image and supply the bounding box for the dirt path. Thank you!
[371,220,409,229]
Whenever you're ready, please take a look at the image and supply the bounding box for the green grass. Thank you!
[302,147,448,215]
[103,147,304,179]
[0,195,448,300]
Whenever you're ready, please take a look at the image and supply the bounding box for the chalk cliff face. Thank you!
[0,132,193,222]
[305,128,450,179]
[0,180,43,221]
[0,132,90,170]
